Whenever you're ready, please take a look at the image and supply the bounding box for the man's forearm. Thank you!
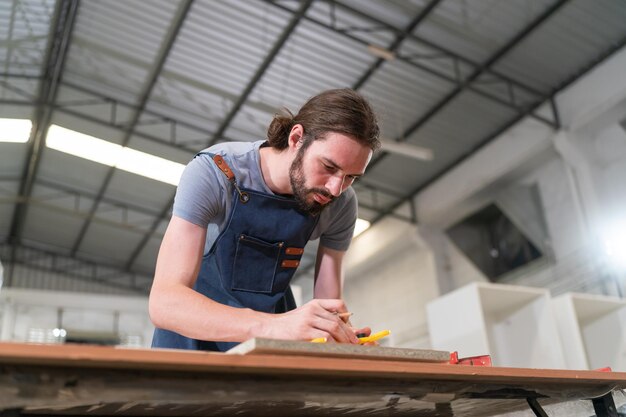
[149,284,269,342]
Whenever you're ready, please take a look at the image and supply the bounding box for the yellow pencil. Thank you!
[358,329,390,344]
[310,330,391,344]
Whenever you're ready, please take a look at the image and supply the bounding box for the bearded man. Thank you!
[149,89,380,351]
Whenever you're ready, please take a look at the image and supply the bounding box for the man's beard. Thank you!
[289,148,334,216]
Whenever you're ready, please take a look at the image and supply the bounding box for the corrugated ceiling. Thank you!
[0,0,625,293]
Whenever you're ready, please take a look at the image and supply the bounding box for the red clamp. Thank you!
[449,351,492,366]
[593,367,612,372]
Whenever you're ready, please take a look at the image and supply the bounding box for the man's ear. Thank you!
[288,124,304,150]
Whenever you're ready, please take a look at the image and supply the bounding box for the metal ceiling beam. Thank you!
[351,0,443,91]
[1,194,164,238]
[265,0,555,127]
[69,0,194,256]
[2,78,260,151]
[6,0,79,286]
[0,97,202,153]
[354,179,405,199]
[124,0,314,271]
[369,33,626,229]
[60,79,277,134]
[0,73,41,79]
[34,178,164,218]
[8,0,78,243]
[404,0,569,136]
[358,201,413,223]
[124,195,173,271]
[364,0,570,174]
[0,81,36,100]
[333,0,547,97]
[2,0,19,76]
[60,80,229,149]
[206,0,313,148]
[1,243,151,294]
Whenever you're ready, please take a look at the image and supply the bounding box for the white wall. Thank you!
[343,217,439,348]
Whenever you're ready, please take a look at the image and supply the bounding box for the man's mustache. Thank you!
[308,188,334,201]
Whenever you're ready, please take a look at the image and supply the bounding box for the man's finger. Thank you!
[315,298,349,314]
[313,315,357,343]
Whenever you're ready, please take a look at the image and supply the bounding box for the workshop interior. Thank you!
[1,1,626,416]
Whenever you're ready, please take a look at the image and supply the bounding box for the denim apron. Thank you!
[152,152,319,351]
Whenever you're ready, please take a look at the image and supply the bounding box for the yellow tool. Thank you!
[310,329,391,344]
[357,329,390,344]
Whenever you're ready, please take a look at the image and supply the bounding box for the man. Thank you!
[149,88,380,351]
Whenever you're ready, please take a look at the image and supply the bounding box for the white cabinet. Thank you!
[427,282,566,368]
[552,292,626,371]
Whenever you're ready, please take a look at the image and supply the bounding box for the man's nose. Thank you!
[326,175,344,197]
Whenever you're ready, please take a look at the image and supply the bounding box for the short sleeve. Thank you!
[318,188,357,251]
[172,153,226,227]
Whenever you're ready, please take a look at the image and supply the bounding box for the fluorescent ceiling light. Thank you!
[0,118,32,143]
[380,139,434,161]
[46,125,184,186]
[353,218,371,238]
[117,147,186,186]
[47,125,122,166]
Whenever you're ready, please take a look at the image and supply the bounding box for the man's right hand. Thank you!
[263,299,360,344]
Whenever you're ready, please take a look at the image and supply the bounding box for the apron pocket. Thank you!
[231,234,282,293]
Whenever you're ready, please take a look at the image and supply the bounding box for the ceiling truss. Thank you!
[1,243,150,293]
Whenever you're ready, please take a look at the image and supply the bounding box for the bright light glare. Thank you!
[46,125,184,185]
[52,328,67,338]
[0,118,32,143]
[117,147,185,186]
[353,218,371,238]
[603,220,626,270]
[47,125,122,166]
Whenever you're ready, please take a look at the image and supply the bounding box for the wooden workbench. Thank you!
[0,342,624,416]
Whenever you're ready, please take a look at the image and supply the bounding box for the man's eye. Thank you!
[323,164,335,172]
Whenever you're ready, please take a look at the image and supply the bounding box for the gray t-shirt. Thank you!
[173,140,357,254]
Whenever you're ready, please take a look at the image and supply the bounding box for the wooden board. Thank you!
[226,337,451,362]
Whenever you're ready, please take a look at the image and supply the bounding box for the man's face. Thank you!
[289,132,372,215]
